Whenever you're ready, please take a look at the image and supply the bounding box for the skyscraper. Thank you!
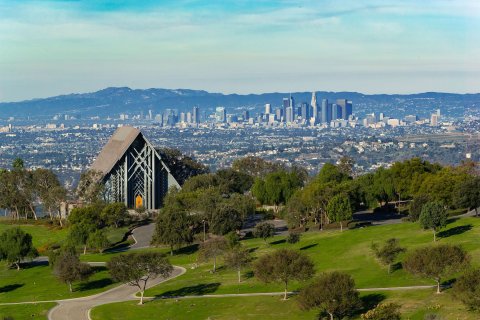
[275,108,283,122]
[311,92,317,123]
[243,110,250,121]
[282,98,289,121]
[301,102,310,121]
[286,106,293,123]
[265,103,271,115]
[215,107,226,123]
[331,103,339,120]
[192,106,200,124]
[321,99,330,123]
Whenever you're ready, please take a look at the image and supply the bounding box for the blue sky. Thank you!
[0,0,479,101]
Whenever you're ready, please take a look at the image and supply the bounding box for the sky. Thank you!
[0,0,479,101]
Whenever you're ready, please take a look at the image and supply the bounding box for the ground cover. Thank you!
[0,302,56,320]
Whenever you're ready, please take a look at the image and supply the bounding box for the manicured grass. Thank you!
[0,262,118,303]
[0,302,56,320]
[91,289,480,320]
[0,223,68,251]
[143,217,480,297]
[91,295,318,320]
[105,226,130,244]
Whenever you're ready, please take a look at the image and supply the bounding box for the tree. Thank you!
[231,156,284,178]
[210,203,243,235]
[32,168,66,224]
[0,227,38,270]
[371,238,406,273]
[253,222,275,243]
[298,271,361,320]
[67,223,92,255]
[326,194,352,231]
[87,230,110,253]
[198,236,228,272]
[101,202,128,228]
[225,231,240,249]
[455,176,480,217]
[452,268,480,310]
[152,194,193,255]
[286,232,301,244]
[338,156,355,177]
[215,168,254,194]
[361,303,401,320]
[107,252,173,304]
[12,158,24,170]
[254,248,314,300]
[76,169,105,204]
[409,194,430,222]
[224,247,251,282]
[315,163,350,184]
[404,244,470,293]
[419,201,448,242]
[53,250,92,292]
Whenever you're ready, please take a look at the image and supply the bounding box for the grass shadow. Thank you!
[157,282,221,297]
[438,224,473,238]
[20,260,49,269]
[244,271,254,280]
[175,244,199,255]
[270,239,286,245]
[0,283,24,293]
[104,242,131,253]
[300,243,318,251]
[391,262,403,273]
[359,293,387,313]
[76,278,114,291]
[248,247,259,254]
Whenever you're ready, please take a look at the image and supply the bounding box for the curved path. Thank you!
[48,266,185,320]
[130,223,156,249]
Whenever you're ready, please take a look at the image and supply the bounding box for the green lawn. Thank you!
[0,302,55,320]
[143,217,480,297]
[91,289,480,320]
[0,223,68,252]
[0,262,118,303]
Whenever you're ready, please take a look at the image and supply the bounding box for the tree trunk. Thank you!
[213,255,217,272]
[15,261,20,271]
[170,245,174,256]
[436,279,441,294]
[29,203,38,220]
[83,244,87,255]
[340,222,343,232]
[328,312,334,320]
[238,269,241,283]
[283,282,288,300]
[68,282,73,293]
[475,207,478,217]
[433,230,436,242]
[139,290,144,304]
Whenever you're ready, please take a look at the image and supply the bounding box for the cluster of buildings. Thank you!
[363,109,442,128]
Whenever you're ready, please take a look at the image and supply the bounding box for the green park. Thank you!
[1,156,480,319]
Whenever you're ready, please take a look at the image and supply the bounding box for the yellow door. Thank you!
[135,195,143,208]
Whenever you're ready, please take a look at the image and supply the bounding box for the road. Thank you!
[130,223,156,249]
[47,266,185,320]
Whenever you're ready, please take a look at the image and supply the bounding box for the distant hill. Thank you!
[0,87,478,119]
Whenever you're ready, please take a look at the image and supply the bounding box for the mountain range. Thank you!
[0,87,478,119]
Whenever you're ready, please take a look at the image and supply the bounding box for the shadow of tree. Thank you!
[391,262,403,273]
[175,244,199,255]
[358,293,387,314]
[300,243,318,251]
[157,282,221,297]
[244,271,254,280]
[76,278,114,291]
[438,225,473,238]
[0,283,24,293]
[270,239,286,245]
[248,247,259,254]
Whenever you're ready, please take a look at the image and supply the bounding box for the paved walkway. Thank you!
[130,223,156,249]
[47,266,185,320]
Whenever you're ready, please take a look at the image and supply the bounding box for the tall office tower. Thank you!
[275,108,283,122]
[215,107,226,123]
[148,109,153,120]
[379,113,385,121]
[282,98,289,121]
[290,95,295,109]
[336,99,348,120]
[180,112,186,123]
[331,103,339,120]
[436,109,441,118]
[311,92,318,122]
[186,112,192,123]
[321,99,330,123]
[301,102,310,120]
[286,106,293,123]
[430,113,439,126]
[265,103,271,114]
[346,101,353,119]
[192,106,200,124]
[243,110,250,121]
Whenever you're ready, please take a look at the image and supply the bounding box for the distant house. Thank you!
[90,126,206,210]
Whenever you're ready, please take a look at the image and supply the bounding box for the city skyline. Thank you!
[1,0,479,101]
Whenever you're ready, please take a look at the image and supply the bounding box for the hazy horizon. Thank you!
[1,0,479,102]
